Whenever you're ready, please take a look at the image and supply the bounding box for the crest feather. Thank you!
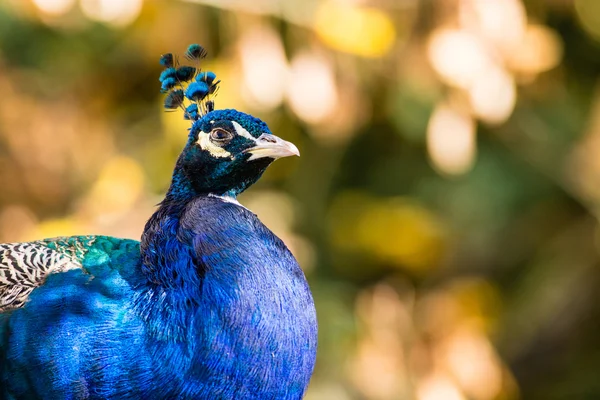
[159,53,174,68]
[185,44,207,60]
[159,44,220,121]
[164,89,184,109]
[176,66,196,82]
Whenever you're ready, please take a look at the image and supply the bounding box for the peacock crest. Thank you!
[159,44,220,121]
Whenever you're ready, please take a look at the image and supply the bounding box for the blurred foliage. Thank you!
[2,0,600,398]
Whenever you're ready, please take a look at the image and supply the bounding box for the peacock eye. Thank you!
[210,128,234,144]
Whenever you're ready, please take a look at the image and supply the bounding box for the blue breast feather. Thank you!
[0,196,317,399]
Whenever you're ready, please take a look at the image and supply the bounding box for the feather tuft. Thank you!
[159,68,177,83]
[159,53,174,68]
[196,71,217,85]
[184,104,199,120]
[185,44,207,60]
[176,66,196,82]
[185,81,210,102]
[161,77,177,93]
[160,45,220,118]
[164,89,184,109]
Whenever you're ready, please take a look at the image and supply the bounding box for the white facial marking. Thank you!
[231,121,257,143]
[197,131,232,159]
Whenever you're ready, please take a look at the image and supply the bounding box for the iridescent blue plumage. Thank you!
[159,67,177,82]
[0,45,315,399]
[196,71,217,85]
[161,77,177,92]
[159,53,174,68]
[185,81,210,102]
[184,103,199,120]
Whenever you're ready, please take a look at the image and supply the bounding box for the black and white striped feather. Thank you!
[0,240,91,311]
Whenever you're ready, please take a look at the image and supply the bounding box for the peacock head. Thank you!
[160,45,299,199]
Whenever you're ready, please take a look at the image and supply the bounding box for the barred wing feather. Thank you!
[0,237,94,311]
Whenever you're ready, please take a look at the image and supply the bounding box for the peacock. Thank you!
[0,44,317,399]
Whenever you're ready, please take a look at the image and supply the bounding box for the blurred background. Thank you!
[1,0,600,398]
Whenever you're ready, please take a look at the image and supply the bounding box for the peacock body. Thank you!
[0,45,317,399]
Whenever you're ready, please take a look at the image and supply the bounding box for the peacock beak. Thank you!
[244,133,300,161]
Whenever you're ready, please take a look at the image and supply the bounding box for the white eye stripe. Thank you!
[197,131,232,159]
[231,121,257,143]
[195,121,257,160]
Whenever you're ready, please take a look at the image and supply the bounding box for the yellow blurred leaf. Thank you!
[315,1,396,58]
[32,217,83,239]
[83,155,145,218]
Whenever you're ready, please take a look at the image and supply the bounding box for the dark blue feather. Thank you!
[185,44,207,60]
[185,81,209,101]
[164,89,184,109]
[206,100,215,113]
[159,53,174,68]
[160,77,177,92]
[159,67,177,83]
[176,66,196,82]
[196,71,217,85]
[184,104,199,120]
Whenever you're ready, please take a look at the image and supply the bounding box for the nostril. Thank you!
[262,136,277,143]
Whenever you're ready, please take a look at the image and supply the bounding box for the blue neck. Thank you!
[139,196,198,293]
[165,161,201,202]
[165,166,241,202]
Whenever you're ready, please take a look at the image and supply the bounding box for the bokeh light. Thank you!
[287,51,338,125]
[506,24,563,76]
[32,0,75,15]
[80,0,143,27]
[459,0,527,52]
[441,327,503,400]
[239,26,288,111]
[427,29,492,89]
[315,1,396,58]
[468,65,516,124]
[417,374,465,400]
[427,104,476,175]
